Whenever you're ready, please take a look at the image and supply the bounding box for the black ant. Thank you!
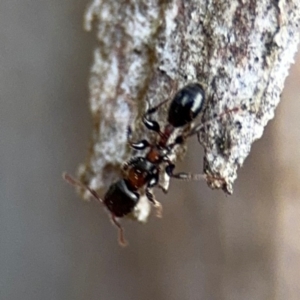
[64,83,238,245]
[124,83,211,197]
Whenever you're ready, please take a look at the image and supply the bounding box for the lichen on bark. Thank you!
[77,0,300,216]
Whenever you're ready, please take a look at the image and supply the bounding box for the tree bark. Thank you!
[78,0,300,218]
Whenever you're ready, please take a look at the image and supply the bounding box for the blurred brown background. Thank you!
[1,1,300,299]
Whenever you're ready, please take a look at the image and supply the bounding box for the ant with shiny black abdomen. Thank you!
[123,83,206,197]
[64,83,238,245]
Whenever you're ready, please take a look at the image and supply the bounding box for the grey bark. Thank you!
[78,0,300,219]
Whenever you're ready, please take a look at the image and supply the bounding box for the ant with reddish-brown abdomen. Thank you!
[64,83,238,245]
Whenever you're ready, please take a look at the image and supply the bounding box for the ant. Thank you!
[64,83,238,245]
[124,83,207,196]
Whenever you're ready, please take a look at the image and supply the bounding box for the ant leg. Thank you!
[127,84,178,146]
[143,80,178,116]
[186,107,240,138]
[142,98,170,133]
[197,132,201,145]
[165,104,239,152]
[110,214,128,247]
[165,163,226,186]
[142,116,161,133]
[165,164,207,181]
[145,173,163,218]
[145,188,163,218]
[145,98,169,116]
[63,173,103,203]
[127,97,171,145]
[127,126,150,150]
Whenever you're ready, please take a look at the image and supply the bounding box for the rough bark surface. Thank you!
[78,0,300,218]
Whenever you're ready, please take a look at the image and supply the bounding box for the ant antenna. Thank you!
[63,172,103,203]
[62,172,127,246]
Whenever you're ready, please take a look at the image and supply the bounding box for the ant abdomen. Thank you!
[104,179,139,217]
[168,83,205,127]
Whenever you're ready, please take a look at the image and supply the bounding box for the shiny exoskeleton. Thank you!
[64,83,207,245]
[110,83,206,216]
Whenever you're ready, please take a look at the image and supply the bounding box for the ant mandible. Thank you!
[64,83,237,245]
